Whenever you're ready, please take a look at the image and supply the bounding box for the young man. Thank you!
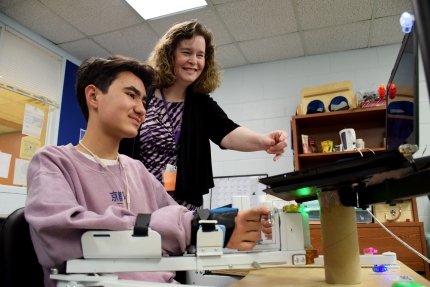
[24,55,271,287]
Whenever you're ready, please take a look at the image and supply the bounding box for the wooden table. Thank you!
[228,261,430,287]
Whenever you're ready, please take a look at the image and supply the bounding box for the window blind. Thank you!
[0,27,62,105]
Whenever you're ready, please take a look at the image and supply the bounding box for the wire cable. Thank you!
[367,209,430,264]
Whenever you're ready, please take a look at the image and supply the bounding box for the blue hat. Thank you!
[387,101,413,116]
[307,100,325,114]
[329,96,349,111]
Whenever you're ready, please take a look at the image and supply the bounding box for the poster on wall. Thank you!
[22,104,44,139]
[0,152,12,178]
[12,158,29,186]
[19,136,41,160]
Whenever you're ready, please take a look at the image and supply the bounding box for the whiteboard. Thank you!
[205,174,268,209]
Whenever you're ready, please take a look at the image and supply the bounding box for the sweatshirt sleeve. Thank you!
[25,147,194,269]
[149,205,194,255]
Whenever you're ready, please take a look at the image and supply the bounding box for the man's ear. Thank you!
[85,85,98,110]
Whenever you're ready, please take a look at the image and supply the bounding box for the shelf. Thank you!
[298,148,386,158]
[292,106,386,170]
[297,148,386,170]
[293,106,385,121]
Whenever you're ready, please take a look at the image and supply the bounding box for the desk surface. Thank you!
[229,261,430,287]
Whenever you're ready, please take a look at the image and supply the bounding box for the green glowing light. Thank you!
[295,186,318,197]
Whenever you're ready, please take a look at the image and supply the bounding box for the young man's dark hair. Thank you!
[76,55,154,121]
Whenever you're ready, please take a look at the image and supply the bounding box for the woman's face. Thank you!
[173,35,206,87]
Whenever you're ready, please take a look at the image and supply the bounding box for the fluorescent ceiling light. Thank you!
[125,0,207,20]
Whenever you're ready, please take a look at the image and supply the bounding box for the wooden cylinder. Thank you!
[319,191,361,284]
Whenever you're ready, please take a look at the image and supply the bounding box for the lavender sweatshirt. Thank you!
[25,144,194,286]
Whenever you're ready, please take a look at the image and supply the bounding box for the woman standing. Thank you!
[120,20,287,210]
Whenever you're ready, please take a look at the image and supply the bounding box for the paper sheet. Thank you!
[0,151,12,178]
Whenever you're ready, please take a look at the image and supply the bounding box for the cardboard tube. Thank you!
[319,191,361,284]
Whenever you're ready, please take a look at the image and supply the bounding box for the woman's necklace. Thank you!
[160,89,184,145]
[78,141,131,210]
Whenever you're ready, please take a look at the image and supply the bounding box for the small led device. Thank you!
[399,12,414,33]
[372,264,388,273]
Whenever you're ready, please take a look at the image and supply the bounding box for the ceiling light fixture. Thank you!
[125,0,207,20]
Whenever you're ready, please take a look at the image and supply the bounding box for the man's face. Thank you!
[95,71,146,139]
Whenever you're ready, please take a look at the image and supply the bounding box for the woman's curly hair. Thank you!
[147,20,221,94]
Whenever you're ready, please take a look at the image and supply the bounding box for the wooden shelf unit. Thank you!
[291,105,429,278]
[291,106,386,170]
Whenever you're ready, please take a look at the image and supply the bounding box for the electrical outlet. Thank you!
[292,254,306,265]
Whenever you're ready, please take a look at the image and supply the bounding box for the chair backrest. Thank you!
[0,207,44,287]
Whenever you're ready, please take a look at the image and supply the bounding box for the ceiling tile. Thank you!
[216,0,297,41]
[296,0,372,30]
[209,0,236,4]
[369,16,405,47]
[374,0,412,18]
[239,33,304,64]
[59,38,110,61]
[0,0,409,69]
[304,21,370,56]
[0,0,27,9]
[148,6,233,46]
[93,24,159,61]
[2,0,84,43]
[216,44,247,68]
[40,0,142,35]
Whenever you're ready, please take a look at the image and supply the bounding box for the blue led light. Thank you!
[399,12,414,33]
[372,264,388,273]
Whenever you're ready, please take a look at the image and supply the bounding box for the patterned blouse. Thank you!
[139,96,199,210]
[140,96,184,181]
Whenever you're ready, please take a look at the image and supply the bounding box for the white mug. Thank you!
[356,138,365,149]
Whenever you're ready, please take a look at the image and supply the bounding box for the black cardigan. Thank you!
[120,89,239,206]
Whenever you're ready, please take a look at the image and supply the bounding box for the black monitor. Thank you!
[385,27,419,151]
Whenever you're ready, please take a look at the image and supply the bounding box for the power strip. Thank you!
[313,252,397,266]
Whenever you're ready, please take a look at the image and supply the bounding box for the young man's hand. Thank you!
[226,206,272,250]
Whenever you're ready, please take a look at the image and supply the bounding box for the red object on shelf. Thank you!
[378,84,386,99]
[388,83,397,99]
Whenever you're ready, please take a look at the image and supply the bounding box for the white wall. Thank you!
[210,44,430,232]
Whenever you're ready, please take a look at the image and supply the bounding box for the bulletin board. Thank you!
[207,174,268,209]
[0,83,50,187]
